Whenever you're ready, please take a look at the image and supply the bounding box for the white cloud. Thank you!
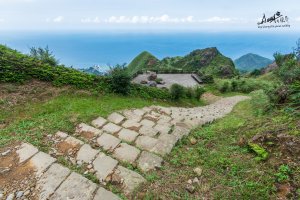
[104,15,195,24]
[200,16,231,23]
[81,17,101,23]
[53,16,64,23]
[295,17,300,21]
[46,16,64,23]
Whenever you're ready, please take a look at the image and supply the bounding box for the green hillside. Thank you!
[127,51,159,75]
[127,47,237,78]
[234,53,273,72]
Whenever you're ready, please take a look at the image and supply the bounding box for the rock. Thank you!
[187,179,192,184]
[140,80,148,84]
[147,81,157,87]
[193,177,199,184]
[190,137,197,145]
[186,184,195,193]
[147,73,157,81]
[1,149,11,156]
[16,191,24,198]
[91,117,107,128]
[6,193,15,200]
[102,123,122,134]
[24,190,30,196]
[193,167,203,176]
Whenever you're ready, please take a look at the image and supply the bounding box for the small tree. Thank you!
[108,64,131,95]
[293,38,300,61]
[30,46,59,66]
[170,84,185,100]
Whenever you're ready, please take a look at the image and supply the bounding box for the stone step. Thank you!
[47,131,147,195]
[12,142,121,200]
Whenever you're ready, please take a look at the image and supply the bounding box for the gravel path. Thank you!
[0,95,249,199]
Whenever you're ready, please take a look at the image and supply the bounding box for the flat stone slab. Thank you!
[50,172,97,200]
[30,152,56,176]
[140,119,155,127]
[55,131,69,139]
[97,133,121,151]
[16,143,39,163]
[76,123,102,139]
[76,144,99,163]
[107,112,125,125]
[91,116,107,128]
[93,153,118,181]
[153,123,172,135]
[122,110,142,122]
[114,166,146,195]
[135,136,158,151]
[122,120,141,131]
[171,125,190,140]
[102,122,122,134]
[38,163,71,200]
[112,143,140,164]
[137,151,163,172]
[93,187,121,200]
[65,136,84,146]
[132,109,146,116]
[118,128,139,143]
[138,126,158,137]
[151,133,177,156]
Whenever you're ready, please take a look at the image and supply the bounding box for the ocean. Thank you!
[0,31,299,71]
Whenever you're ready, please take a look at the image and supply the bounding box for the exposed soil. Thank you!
[56,140,80,155]
[201,92,222,104]
[0,142,38,199]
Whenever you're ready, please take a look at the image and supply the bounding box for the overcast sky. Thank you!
[0,0,300,32]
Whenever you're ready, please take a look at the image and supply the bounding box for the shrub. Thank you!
[29,46,59,66]
[185,87,195,99]
[170,84,185,100]
[195,86,206,99]
[250,90,271,115]
[108,64,131,95]
[219,81,230,93]
[130,84,171,100]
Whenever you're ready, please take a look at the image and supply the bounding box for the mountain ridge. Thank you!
[234,53,273,72]
[127,47,237,78]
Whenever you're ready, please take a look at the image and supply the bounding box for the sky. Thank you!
[0,0,300,32]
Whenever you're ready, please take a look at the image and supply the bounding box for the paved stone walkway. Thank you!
[1,95,249,199]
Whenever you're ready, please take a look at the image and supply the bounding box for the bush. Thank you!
[185,87,195,99]
[195,86,206,99]
[219,81,230,93]
[108,64,131,95]
[250,90,271,115]
[130,84,171,100]
[170,84,185,100]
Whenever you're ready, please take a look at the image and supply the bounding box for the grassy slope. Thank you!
[141,99,299,199]
[0,92,167,148]
[127,51,158,75]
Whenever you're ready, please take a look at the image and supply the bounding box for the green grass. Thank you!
[0,92,177,149]
[142,99,299,199]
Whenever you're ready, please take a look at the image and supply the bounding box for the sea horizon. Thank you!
[0,31,299,70]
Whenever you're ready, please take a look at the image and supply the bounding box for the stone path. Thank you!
[0,95,249,199]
